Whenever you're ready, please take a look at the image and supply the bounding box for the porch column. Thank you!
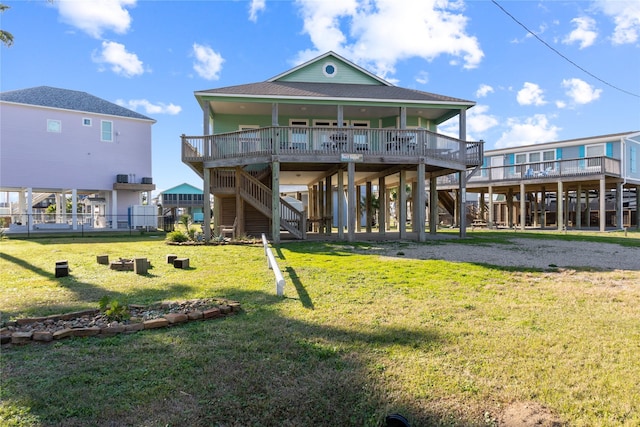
[356,185,362,232]
[429,175,438,234]
[488,186,494,228]
[71,189,78,230]
[326,175,332,235]
[366,181,373,233]
[416,163,426,242]
[520,182,526,231]
[599,177,606,231]
[532,192,538,227]
[26,188,33,229]
[378,176,386,236]
[399,106,407,129]
[337,105,344,127]
[347,162,356,242]
[616,182,623,229]
[565,188,570,229]
[399,170,407,239]
[111,190,118,230]
[318,180,325,233]
[337,169,345,239]
[271,103,279,126]
[56,193,64,223]
[236,166,244,237]
[557,181,563,231]
[541,187,547,228]
[386,182,392,231]
[203,168,211,241]
[272,160,281,243]
[576,185,582,229]
[585,189,591,227]
[507,188,513,228]
[459,108,467,141]
[459,171,467,238]
[636,186,640,230]
[203,102,210,135]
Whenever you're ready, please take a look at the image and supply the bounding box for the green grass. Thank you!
[1,233,639,426]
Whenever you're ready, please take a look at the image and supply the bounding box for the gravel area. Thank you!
[371,237,640,271]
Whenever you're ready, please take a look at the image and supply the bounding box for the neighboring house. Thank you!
[181,51,483,242]
[0,86,156,231]
[158,182,206,223]
[438,131,640,231]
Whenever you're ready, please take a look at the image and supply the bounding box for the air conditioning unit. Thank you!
[141,177,153,184]
[116,174,128,183]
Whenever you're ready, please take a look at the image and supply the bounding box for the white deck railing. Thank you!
[182,127,483,167]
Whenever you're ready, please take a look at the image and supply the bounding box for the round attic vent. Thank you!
[323,62,337,77]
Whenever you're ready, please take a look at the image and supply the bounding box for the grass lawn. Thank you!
[1,232,639,426]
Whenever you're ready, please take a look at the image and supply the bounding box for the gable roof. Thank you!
[160,183,203,195]
[267,51,392,86]
[196,81,472,105]
[0,86,155,121]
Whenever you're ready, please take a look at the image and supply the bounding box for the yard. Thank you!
[1,231,639,426]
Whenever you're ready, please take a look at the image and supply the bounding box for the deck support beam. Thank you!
[520,182,526,231]
[271,160,280,243]
[378,176,386,235]
[347,162,356,242]
[366,181,373,233]
[429,175,438,234]
[599,177,606,231]
[399,170,407,239]
[337,169,344,240]
[616,182,623,229]
[488,185,494,228]
[557,180,564,231]
[203,168,211,241]
[416,163,426,242]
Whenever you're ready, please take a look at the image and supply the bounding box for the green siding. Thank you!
[276,56,384,85]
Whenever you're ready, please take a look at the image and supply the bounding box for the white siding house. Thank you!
[0,86,156,231]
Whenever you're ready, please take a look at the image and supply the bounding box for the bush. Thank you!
[166,230,188,243]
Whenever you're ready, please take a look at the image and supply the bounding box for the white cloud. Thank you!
[439,104,499,141]
[562,78,602,104]
[476,84,494,98]
[415,71,429,85]
[517,82,546,106]
[249,0,266,22]
[116,99,181,115]
[57,0,136,39]
[192,43,224,80]
[563,16,598,49]
[555,100,567,109]
[293,0,484,80]
[495,114,560,148]
[92,41,144,77]
[593,0,640,45]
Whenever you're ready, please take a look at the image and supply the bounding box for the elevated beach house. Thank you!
[0,86,156,231]
[181,52,483,242]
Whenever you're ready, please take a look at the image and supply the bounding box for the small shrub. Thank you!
[166,230,188,243]
[98,296,130,322]
[187,227,197,241]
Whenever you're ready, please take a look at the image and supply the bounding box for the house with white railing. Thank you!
[438,131,640,231]
[0,86,156,231]
[181,51,483,242]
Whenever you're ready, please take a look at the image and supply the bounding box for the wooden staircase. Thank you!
[211,167,306,239]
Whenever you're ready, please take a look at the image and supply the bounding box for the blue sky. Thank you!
[1,0,639,194]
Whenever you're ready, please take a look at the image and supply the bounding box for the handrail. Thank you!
[181,127,482,167]
[262,233,285,296]
[439,156,621,186]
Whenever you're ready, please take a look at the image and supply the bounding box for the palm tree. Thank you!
[0,4,14,47]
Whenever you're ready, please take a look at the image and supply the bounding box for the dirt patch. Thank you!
[499,401,564,426]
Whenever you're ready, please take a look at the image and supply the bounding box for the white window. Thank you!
[543,150,555,161]
[83,118,92,126]
[528,152,540,163]
[101,120,113,142]
[288,119,309,149]
[323,62,337,78]
[515,153,526,164]
[47,119,61,133]
[586,144,605,167]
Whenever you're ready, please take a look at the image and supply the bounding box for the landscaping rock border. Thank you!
[1,299,241,347]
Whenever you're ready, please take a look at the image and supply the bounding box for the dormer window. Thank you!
[323,62,337,78]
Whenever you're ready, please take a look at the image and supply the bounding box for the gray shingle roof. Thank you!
[0,86,154,121]
[197,81,473,105]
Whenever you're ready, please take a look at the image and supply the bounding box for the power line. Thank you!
[491,0,640,99]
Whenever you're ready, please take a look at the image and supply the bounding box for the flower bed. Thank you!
[0,298,241,346]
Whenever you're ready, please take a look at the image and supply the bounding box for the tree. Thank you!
[0,4,14,47]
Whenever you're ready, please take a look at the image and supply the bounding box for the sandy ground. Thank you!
[369,237,640,271]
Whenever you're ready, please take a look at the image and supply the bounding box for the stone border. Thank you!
[1,301,241,346]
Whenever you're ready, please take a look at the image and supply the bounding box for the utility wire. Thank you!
[491,0,640,99]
